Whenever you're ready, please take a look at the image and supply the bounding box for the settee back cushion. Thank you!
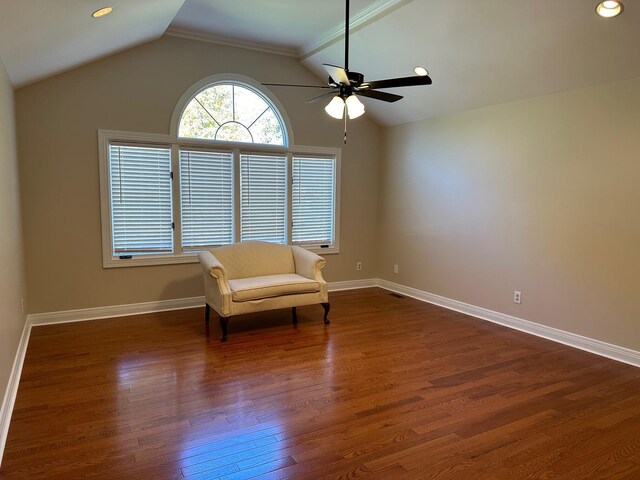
[212,241,295,279]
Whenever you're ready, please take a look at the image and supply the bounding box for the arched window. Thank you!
[99,75,340,269]
[178,82,286,146]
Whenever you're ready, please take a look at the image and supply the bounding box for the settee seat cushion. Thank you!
[228,274,320,302]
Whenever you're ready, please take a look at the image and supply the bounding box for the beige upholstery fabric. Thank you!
[222,292,326,316]
[292,246,326,281]
[198,240,328,318]
[229,274,319,302]
[211,241,295,279]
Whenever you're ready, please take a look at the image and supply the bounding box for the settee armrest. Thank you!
[292,246,326,282]
[198,250,228,282]
[198,250,232,315]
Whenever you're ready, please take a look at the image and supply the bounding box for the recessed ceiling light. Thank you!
[413,66,429,76]
[596,1,623,18]
[92,7,113,18]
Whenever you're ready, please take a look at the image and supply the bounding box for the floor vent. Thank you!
[388,293,405,299]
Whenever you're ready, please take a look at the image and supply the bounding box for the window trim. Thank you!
[179,148,234,250]
[98,129,341,268]
[98,75,338,269]
[169,73,295,147]
[292,154,338,248]
[239,152,289,244]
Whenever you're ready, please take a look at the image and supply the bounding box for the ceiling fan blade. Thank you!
[356,89,403,103]
[263,83,331,89]
[323,64,350,85]
[305,91,338,103]
[360,75,432,90]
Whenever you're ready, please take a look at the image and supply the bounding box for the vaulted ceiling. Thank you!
[1,0,639,125]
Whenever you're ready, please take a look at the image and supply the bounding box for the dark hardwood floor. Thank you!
[2,288,640,479]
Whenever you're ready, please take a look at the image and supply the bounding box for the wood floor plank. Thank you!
[1,287,639,479]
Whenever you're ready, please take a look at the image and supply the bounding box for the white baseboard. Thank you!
[28,296,206,326]
[376,278,640,368]
[328,279,377,291]
[0,320,31,467]
[23,280,640,367]
[26,280,378,326]
[3,277,638,464]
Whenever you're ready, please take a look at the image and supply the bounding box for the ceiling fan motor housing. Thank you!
[327,70,364,88]
[347,71,364,85]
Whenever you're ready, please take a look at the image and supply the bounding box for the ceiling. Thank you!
[0,0,185,88]
[1,0,639,126]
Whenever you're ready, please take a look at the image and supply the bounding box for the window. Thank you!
[108,144,173,255]
[292,156,336,247]
[99,77,340,268]
[180,149,233,250]
[240,154,287,244]
[179,83,285,145]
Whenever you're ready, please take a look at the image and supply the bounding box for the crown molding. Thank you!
[166,0,413,61]
[300,0,414,59]
[164,28,299,58]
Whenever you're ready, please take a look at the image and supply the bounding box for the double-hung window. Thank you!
[108,144,173,256]
[292,156,336,247]
[99,78,340,267]
[180,149,234,250]
[240,154,287,244]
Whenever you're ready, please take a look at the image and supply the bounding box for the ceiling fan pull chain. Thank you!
[262,0,432,139]
[344,114,348,144]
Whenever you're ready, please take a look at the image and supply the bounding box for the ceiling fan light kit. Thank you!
[263,0,432,142]
[325,96,346,119]
[324,95,365,120]
[345,95,365,119]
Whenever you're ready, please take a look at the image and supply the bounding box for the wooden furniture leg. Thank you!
[321,302,330,324]
[292,306,297,324]
[220,316,229,342]
[205,304,210,336]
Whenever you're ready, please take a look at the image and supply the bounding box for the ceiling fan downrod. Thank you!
[344,0,350,72]
[262,0,433,144]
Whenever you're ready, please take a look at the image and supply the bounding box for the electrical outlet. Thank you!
[356,261,363,271]
[393,264,399,274]
[514,291,522,304]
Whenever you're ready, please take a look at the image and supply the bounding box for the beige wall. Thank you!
[16,33,639,352]
[16,36,381,313]
[379,76,640,351]
[0,60,26,407]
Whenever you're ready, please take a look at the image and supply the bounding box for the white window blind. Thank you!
[180,149,233,249]
[292,156,336,246]
[108,144,173,255]
[240,154,287,244]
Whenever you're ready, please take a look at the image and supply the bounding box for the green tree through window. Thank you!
[179,83,285,145]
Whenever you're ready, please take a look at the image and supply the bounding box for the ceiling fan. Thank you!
[263,0,432,143]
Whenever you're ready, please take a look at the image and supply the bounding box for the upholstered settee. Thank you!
[198,241,330,341]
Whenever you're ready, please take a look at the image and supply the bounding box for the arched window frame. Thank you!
[169,74,294,148]
[98,74,340,268]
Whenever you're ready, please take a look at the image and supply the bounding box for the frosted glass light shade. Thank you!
[345,95,365,119]
[325,96,345,119]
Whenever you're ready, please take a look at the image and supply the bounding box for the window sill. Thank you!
[103,245,339,268]
[305,246,340,255]
[103,253,199,268]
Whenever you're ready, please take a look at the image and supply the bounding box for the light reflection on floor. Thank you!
[109,309,335,478]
